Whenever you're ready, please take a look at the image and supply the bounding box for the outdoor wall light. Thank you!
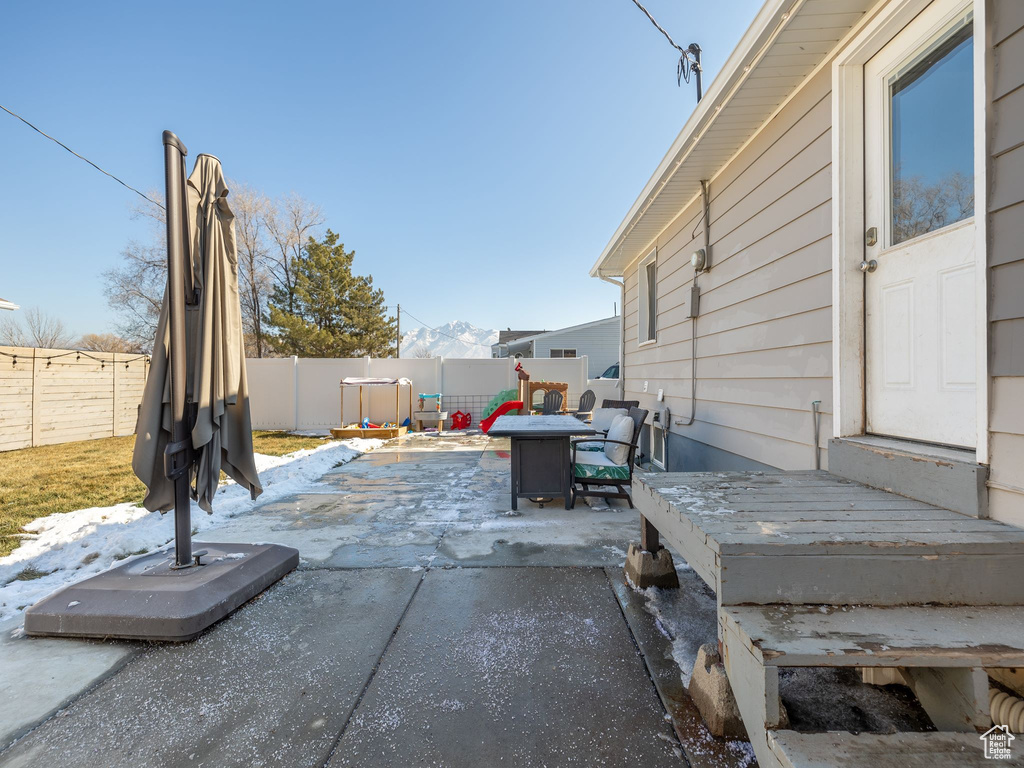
[691,248,707,271]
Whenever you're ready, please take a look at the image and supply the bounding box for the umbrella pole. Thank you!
[162,131,193,569]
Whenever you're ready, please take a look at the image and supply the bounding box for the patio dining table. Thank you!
[487,414,596,510]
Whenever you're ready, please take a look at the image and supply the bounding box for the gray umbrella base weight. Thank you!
[23,542,298,642]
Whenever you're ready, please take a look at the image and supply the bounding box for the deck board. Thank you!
[768,730,1021,767]
[721,605,1024,667]
[634,471,1024,605]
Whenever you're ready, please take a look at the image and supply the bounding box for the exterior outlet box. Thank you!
[643,381,649,393]
[657,388,664,402]
[652,407,670,426]
[689,285,701,318]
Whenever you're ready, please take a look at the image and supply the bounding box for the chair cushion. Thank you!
[574,452,631,481]
[590,407,627,433]
[574,440,604,452]
[604,414,633,466]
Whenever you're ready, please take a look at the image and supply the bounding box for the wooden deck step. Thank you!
[720,605,1024,669]
[767,730,1022,767]
[635,471,1024,605]
[720,604,1024,766]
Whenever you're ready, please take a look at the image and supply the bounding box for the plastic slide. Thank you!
[479,401,523,434]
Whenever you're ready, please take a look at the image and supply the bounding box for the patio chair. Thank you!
[572,389,596,421]
[540,389,564,415]
[601,399,640,410]
[570,407,648,509]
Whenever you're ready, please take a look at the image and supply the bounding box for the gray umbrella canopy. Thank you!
[133,154,262,513]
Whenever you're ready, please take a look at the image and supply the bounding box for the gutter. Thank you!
[598,273,625,399]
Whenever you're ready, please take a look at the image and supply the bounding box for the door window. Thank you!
[889,17,973,245]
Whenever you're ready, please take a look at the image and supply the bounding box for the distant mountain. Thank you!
[401,321,498,359]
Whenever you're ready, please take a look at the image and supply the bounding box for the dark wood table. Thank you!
[487,415,597,510]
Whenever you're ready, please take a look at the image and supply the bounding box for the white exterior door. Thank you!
[863,0,976,448]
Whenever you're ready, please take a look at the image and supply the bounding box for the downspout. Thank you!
[599,273,625,399]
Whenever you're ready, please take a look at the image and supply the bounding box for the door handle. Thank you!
[860,259,878,273]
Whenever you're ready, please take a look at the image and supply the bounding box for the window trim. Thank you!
[548,349,577,359]
[638,249,658,345]
[650,423,666,470]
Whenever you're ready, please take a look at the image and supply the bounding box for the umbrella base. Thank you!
[23,542,298,642]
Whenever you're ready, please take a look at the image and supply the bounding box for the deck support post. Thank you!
[624,516,679,589]
[640,515,662,553]
[900,667,991,732]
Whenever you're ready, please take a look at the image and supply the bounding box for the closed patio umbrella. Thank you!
[132,144,261,553]
[24,132,294,642]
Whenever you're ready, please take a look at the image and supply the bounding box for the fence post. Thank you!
[111,353,118,437]
[292,356,300,431]
[31,349,40,447]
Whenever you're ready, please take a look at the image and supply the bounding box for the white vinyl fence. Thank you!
[246,356,620,431]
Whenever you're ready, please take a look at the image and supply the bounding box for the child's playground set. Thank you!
[330,364,571,437]
[331,377,413,439]
[479,362,569,433]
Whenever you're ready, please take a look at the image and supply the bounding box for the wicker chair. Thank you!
[540,389,564,415]
[570,407,648,509]
[572,389,597,421]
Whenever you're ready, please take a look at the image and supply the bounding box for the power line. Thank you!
[628,0,702,92]
[0,103,164,209]
[399,309,494,349]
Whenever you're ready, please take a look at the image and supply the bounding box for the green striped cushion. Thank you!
[574,456,630,480]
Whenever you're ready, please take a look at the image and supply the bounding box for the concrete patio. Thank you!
[0,433,718,768]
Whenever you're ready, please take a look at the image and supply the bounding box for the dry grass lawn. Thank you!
[0,431,333,558]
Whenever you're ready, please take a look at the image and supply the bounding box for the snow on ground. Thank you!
[0,437,383,621]
[637,571,757,767]
[638,569,712,687]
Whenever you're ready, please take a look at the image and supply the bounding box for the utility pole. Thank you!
[396,304,401,358]
[688,43,703,102]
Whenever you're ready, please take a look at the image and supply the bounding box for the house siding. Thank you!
[512,318,620,378]
[622,66,834,473]
[987,1,1024,526]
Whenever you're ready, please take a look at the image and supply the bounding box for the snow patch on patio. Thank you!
[0,438,382,621]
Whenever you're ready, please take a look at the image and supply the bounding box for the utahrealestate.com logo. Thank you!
[981,725,1015,760]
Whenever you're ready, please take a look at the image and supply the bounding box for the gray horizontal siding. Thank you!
[532,318,619,378]
[622,66,834,472]
[988,1,1024,526]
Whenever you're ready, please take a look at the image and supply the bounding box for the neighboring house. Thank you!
[592,0,1022,527]
[504,316,620,378]
[490,329,545,359]
[0,297,18,311]
[593,2,1024,765]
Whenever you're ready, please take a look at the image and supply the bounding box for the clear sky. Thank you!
[0,0,762,339]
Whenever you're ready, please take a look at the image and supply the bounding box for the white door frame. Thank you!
[831,0,989,463]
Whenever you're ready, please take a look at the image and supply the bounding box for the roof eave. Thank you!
[590,0,795,278]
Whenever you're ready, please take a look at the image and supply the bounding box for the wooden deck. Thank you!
[634,471,1024,606]
[635,470,1024,767]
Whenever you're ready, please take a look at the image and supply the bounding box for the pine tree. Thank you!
[266,230,396,357]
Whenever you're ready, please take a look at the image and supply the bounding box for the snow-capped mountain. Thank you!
[400,321,498,359]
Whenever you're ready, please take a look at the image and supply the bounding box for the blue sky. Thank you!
[0,0,762,339]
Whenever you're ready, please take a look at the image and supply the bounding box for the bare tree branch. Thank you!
[0,307,76,349]
[263,194,324,314]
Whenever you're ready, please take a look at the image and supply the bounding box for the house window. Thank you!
[638,249,657,343]
[549,349,576,358]
[651,424,666,469]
